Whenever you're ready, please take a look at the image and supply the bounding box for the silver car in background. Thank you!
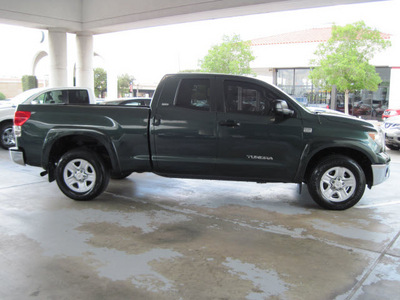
[384,115,400,150]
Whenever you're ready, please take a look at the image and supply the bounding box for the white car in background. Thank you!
[0,87,95,149]
[383,115,400,150]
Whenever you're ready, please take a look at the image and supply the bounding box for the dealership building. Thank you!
[250,27,400,119]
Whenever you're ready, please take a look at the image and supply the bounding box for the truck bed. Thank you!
[16,104,152,172]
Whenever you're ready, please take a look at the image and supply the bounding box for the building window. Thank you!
[276,68,326,106]
[335,67,390,119]
[275,67,390,120]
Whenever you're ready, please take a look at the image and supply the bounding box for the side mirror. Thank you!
[274,100,294,117]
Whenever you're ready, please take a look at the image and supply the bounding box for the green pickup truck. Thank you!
[10,73,390,210]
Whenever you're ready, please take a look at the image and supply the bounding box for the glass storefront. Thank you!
[275,67,390,120]
[276,68,330,107]
[335,68,390,119]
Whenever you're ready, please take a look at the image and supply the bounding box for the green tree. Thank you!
[21,75,38,91]
[309,21,391,114]
[94,68,107,98]
[118,73,135,97]
[199,34,255,75]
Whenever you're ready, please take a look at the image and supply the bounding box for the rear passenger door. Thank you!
[151,76,217,176]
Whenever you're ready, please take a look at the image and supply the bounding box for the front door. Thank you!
[216,79,304,182]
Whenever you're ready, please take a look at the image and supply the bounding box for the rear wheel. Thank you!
[55,149,109,200]
[308,155,366,210]
[0,122,15,149]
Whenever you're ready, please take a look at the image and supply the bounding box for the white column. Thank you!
[107,60,118,99]
[389,67,400,109]
[76,31,94,90]
[48,28,67,87]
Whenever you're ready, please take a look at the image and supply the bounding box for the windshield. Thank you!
[10,88,43,106]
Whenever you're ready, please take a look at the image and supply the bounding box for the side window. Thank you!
[224,81,276,115]
[52,91,67,103]
[31,93,45,104]
[175,79,210,111]
[68,90,89,104]
[31,91,66,104]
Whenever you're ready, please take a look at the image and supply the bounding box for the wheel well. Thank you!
[0,119,13,127]
[47,135,113,171]
[304,147,373,187]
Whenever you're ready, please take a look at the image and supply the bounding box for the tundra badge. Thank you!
[246,155,273,161]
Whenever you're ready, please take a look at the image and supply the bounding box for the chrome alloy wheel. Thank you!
[320,166,356,202]
[63,158,96,193]
[1,126,15,147]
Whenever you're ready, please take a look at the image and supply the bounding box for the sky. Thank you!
[0,0,399,85]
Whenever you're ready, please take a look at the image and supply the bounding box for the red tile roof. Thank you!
[251,27,390,46]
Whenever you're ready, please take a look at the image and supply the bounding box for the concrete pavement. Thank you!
[0,148,399,299]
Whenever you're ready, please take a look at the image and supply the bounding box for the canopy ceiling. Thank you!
[0,0,381,34]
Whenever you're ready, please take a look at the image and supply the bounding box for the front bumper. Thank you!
[9,147,25,166]
[371,152,390,186]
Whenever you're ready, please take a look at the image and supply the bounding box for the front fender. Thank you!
[294,139,377,182]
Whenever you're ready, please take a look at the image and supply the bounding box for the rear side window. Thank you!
[68,90,89,104]
[175,79,210,111]
[224,81,280,115]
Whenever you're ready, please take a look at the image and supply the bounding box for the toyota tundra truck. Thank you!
[9,73,390,210]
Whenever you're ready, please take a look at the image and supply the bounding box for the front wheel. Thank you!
[55,149,110,200]
[308,155,366,210]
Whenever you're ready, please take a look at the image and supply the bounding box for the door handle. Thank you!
[219,120,240,127]
[153,116,161,126]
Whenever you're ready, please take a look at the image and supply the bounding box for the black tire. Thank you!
[308,155,366,210]
[55,149,110,200]
[110,171,132,180]
[0,122,15,149]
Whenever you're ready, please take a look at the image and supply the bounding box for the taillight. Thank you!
[14,111,31,126]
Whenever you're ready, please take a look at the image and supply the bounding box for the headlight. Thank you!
[368,126,385,151]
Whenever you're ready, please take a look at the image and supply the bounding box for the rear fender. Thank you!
[42,128,120,177]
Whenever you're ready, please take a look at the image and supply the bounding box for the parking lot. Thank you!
[0,148,399,300]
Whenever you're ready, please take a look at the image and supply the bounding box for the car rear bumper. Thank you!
[9,147,25,166]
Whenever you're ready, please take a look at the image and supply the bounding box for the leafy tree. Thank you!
[199,34,255,75]
[118,73,135,97]
[309,21,391,114]
[0,92,6,100]
[94,68,107,98]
